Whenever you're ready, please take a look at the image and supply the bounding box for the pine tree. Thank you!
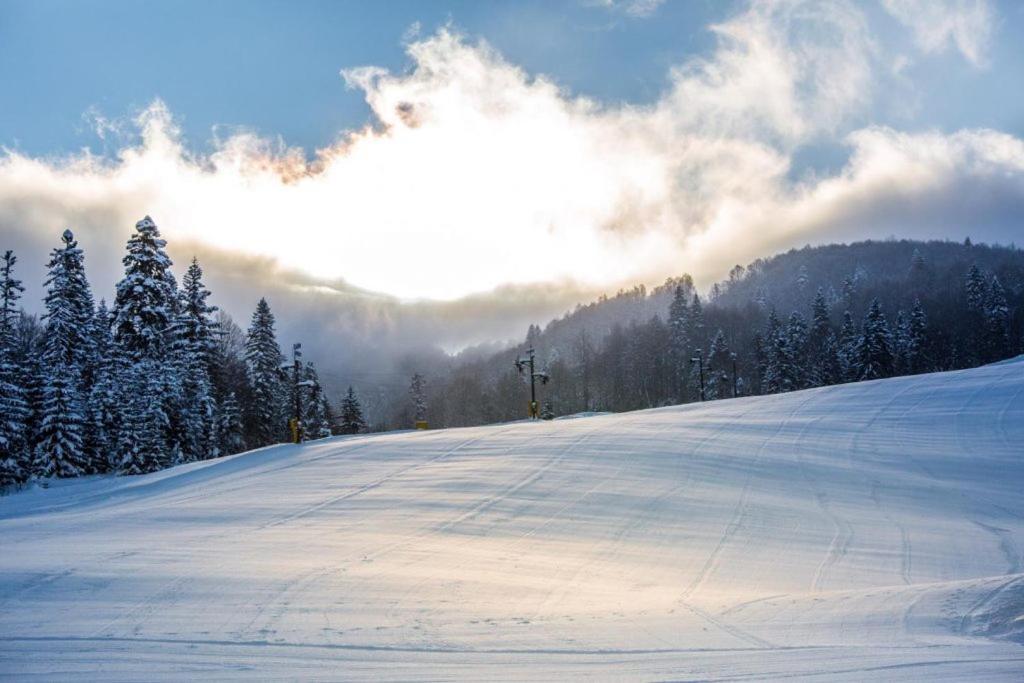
[0,251,29,488]
[667,285,690,401]
[837,310,859,382]
[906,299,928,374]
[984,275,1011,362]
[338,386,366,435]
[706,329,732,400]
[807,288,834,386]
[216,392,246,456]
[302,362,332,439]
[540,399,555,420]
[117,359,172,475]
[892,310,910,375]
[244,298,285,447]
[857,299,894,381]
[965,264,988,313]
[113,216,178,358]
[170,260,218,462]
[785,311,809,390]
[410,373,427,423]
[112,217,180,473]
[34,230,94,479]
[84,301,123,472]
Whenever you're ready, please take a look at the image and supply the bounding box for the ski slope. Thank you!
[2,360,1023,680]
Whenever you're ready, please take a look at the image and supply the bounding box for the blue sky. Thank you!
[4,0,1021,161]
[1,0,1023,310]
[2,0,723,156]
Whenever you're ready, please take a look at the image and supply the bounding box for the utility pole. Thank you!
[515,346,549,418]
[690,350,705,402]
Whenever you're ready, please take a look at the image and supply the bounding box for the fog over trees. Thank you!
[2,225,1022,491]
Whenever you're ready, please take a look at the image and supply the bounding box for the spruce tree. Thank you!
[706,329,732,400]
[667,285,690,401]
[112,216,180,473]
[410,373,427,423]
[785,311,809,390]
[244,298,285,447]
[117,359,172,475]
[858,299,894,380]
[216,392,246,456]
[302,362,332,439]
[338,386,367,434]
[84,301,123,472]
[170,261,218,462]
[984,276,1011,362]
[965,264,988,312]
[837,310,859,381]
[34,231,94,479]
[0,251,29,488]
[113,216,178,358]
[906,299,928,374]
[807,288,834,386]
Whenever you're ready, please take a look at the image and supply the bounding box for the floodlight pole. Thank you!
[515,346,549,419]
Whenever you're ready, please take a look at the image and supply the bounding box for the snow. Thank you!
[2,359,1023,679]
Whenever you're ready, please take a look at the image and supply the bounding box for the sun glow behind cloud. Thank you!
[1,0,1021,303]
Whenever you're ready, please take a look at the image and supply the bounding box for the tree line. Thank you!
[394,241,1022,427]
[0,217,368,491]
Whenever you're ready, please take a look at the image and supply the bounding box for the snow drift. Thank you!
[1,359,1023,679]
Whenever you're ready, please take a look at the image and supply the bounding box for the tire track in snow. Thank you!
[680,393,819,601]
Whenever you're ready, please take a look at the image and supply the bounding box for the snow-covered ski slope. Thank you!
[2,360,1024,680]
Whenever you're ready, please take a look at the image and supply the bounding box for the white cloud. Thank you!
[589,0,666,19]
[881,0,994,67]
[0,0,1021,318]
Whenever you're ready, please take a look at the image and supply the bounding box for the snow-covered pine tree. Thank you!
[906,299,928,374]
[117,358,172,475]
[338,386,367,435]
[785,311,809,390]
[965,263,988,312]
[837,310,859,381]
[112,216,180,474]
[807,288,837,387]
[34,230,94,479]
[0,250,30,488]
[892,310,910,376]
[762,309,784,394]
[170,259,218,462]
[84,301,123,472]
[984,276,1011,362]
[540,399,555,420]
[857,298,894,381]
[410,373,427,423]
[244,298,285,447]
[706,329,732,400]
[302,362,332,439]
[113,216,178,358]
[667,285,690,401]
[215,392,246,456]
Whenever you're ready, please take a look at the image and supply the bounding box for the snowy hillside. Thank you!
[2,360,1023,680]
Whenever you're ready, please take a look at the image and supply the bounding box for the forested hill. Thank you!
[409,238,1023,428]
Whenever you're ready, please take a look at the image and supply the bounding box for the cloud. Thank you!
[590,0,666,18]
[881,0,994,67]
[0,0,1022,360]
